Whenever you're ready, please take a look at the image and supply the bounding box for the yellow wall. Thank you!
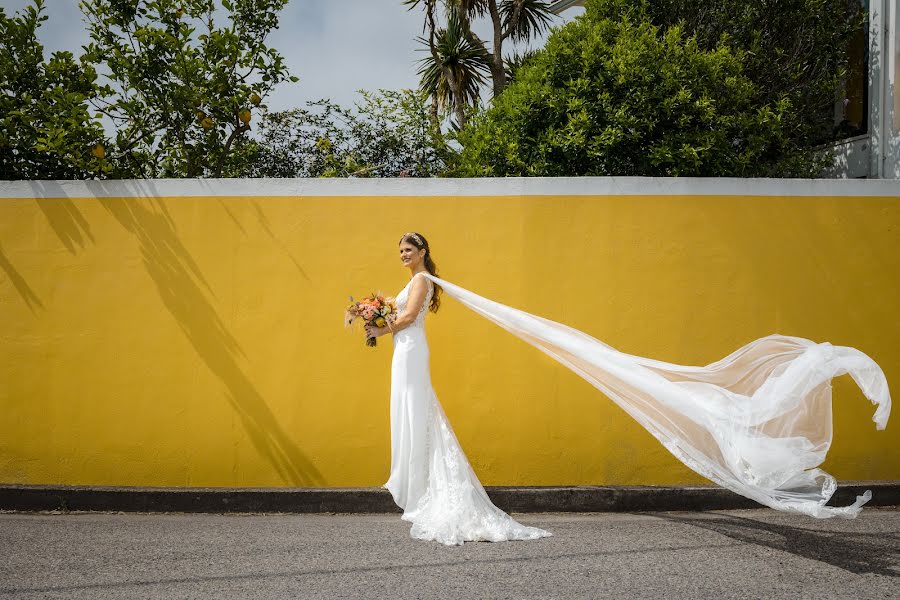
[0,182,897,487]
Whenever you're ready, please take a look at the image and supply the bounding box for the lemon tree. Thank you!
[1,0,108,179]
[80,0,298,178]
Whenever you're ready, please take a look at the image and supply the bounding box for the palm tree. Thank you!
[420,1,554,94]
[406,0,553,127]
[412,3,491,129]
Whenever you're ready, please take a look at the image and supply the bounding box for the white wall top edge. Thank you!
[0,177,898,199]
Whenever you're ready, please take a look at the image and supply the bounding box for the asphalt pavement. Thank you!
[0,508,897,599]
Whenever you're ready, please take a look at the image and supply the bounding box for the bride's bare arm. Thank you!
[366,276,428,338]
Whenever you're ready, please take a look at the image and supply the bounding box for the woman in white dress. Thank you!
[365,232,891,537]
[365,232,552,546]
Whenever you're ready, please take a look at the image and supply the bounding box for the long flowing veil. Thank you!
[421,273,891,518]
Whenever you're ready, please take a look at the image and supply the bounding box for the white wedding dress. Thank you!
[384,272,891,531]
[383,271,552,546]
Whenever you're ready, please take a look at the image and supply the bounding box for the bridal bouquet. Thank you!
[344,293,398,347]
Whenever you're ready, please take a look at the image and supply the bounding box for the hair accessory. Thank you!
[404,232,424,246]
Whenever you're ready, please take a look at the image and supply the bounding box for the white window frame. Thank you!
[830,0,899,178]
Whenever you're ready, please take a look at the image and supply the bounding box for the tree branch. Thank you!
[214,122,250,177]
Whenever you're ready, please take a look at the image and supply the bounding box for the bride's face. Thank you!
[399,241,425,270]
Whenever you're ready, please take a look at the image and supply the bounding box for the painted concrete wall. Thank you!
[0,178,897,488]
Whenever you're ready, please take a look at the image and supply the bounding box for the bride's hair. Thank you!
[400,232,442,314]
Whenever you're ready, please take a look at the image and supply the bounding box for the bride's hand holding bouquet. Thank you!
[344,293,398,346]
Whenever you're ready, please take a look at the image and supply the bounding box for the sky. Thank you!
[1,0,585,116]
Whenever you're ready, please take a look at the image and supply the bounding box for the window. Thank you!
[833,0,869,140]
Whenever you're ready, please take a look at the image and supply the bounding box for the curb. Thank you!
[1,482,898,514]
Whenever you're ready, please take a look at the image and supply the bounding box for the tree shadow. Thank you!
[0,240,44,313]
[97,196,323,486]
[251,199,310,281]
[27,180,322,486]
[216,197,248,235]
[646,510,900,576]
[33,195,95,254]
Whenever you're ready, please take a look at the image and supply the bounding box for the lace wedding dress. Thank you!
[383,271,552,546]
[397,273,890,522]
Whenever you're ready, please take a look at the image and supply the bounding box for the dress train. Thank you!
[415,272,891,519]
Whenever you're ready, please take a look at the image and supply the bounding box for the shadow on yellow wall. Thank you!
[4,194,323,486]
[0,189,896,488]
[111,197,322,485]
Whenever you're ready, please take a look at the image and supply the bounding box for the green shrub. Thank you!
[456,3,830,176]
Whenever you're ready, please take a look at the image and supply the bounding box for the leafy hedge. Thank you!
[455,1,833,176]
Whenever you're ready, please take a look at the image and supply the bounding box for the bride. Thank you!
[365,231,892,545]
[365,232,552,546]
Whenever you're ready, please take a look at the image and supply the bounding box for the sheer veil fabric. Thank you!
[383,272,552,545]
[407,272,891,520]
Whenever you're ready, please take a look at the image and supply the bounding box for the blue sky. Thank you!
[2,0,584,115]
